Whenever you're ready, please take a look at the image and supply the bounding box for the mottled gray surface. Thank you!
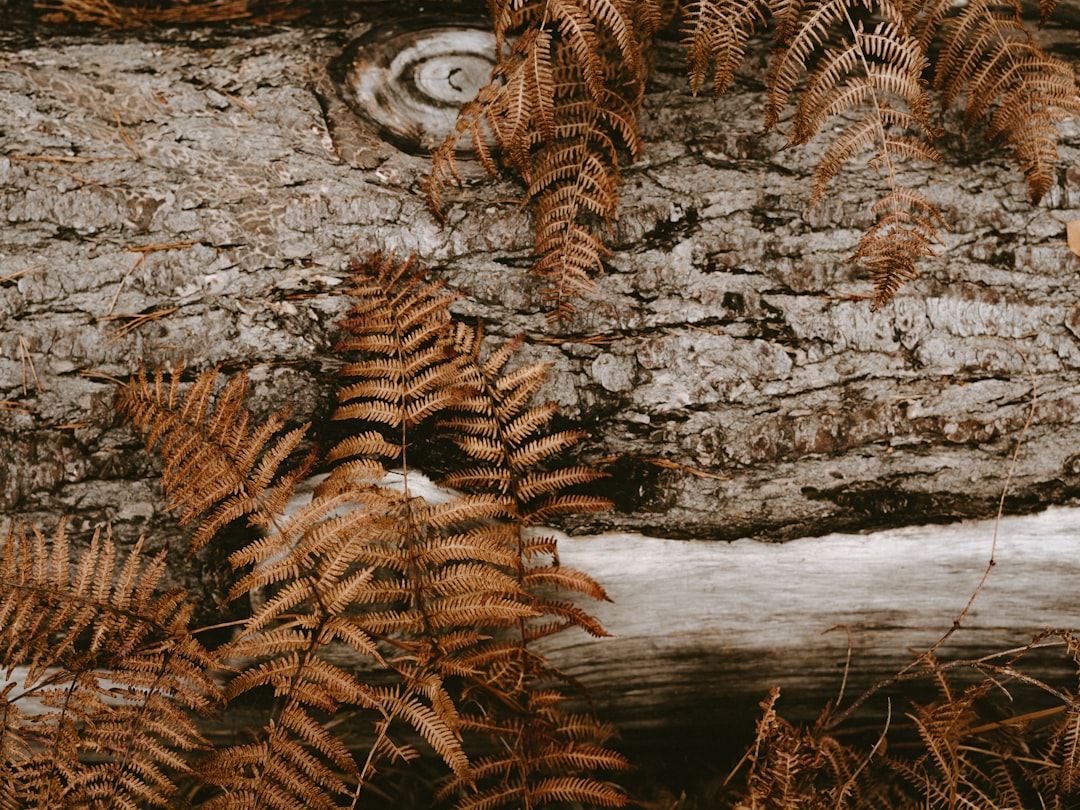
[1,10,1079,595]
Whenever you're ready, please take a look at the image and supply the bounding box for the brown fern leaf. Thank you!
[308,257,617,810]
[493,0,642,101]
[854,187,946,309]
[810,112,939,205]
[327,256,538,665]
[762,0,947,306]
[894,671,1004,808]
[441,690,629,810]
[109,254,628,807]
[117,363,313,552]
[764,0,867,133]
[1052,705,1080,797]
[529,126,622,320]
[1039,0,1060,22]
[440,327,612,638]
[118,259,487,804]
[682,0,770,94]
[0,520,220,809]
[921,0,1080,203]
[424,29,549,202]
[198,705,360,810]
[740,691,813,807]
[731,686,897,807]
[441,329,610,518]
[0,688,26,810]
[341,498,538,643]
[329,253,466,473]
[793,22,934,150]
[429,323,624,809]
[528,44,644,320]
[198,482,473,808]
[428,0,653,320]
[254,256,615,802]
[212,468,530,799]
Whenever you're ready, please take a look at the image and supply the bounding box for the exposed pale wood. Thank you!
[265,474,1080,750]
[548,507,1080,737]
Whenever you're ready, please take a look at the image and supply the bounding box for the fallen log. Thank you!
[1,4,1079,771]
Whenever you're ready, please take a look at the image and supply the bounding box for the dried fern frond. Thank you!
[855,187,947,310]
[912,0,1080,203]
[891,672,1043,809]
[682,0,770,94]
[441,689,630,810]
[758,0,946,307]
[442,328,611,520]
[197,701,366,810]
[328,252,539,661]
[0,520,220,809]
[316,253,625,809]
[427,0,655,320]
[431,322,625,809]
[1053,705,1080,797]
[317,265,624,807]
[1038,0,1061,22]
[197,479,474,807]
[198,470,491,804]
[329,253,467,470]
[117,363,313,552]
[301,254,618,800]
[529,112,623,320]
[733,687,894,808]
[115,282,479,804]
[196,498,479,807]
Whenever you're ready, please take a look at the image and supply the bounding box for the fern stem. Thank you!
[841,6,899,185]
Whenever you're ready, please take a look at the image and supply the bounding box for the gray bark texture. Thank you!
[1,4,1079,581]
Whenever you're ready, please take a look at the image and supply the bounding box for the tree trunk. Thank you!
[2,3,1080,762]
[3,8,1079,547]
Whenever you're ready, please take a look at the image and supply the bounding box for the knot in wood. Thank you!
[345,21,496,154]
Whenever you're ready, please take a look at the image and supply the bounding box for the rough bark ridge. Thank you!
[1,9,1079,578]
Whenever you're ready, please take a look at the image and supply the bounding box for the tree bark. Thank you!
[3,10,1078,545]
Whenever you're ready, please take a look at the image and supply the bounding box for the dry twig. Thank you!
[101,306,180,342]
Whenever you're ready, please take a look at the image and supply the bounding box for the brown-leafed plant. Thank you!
[0,254,628,809]
[728,637,1080,809]
[427,0,1080,316]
